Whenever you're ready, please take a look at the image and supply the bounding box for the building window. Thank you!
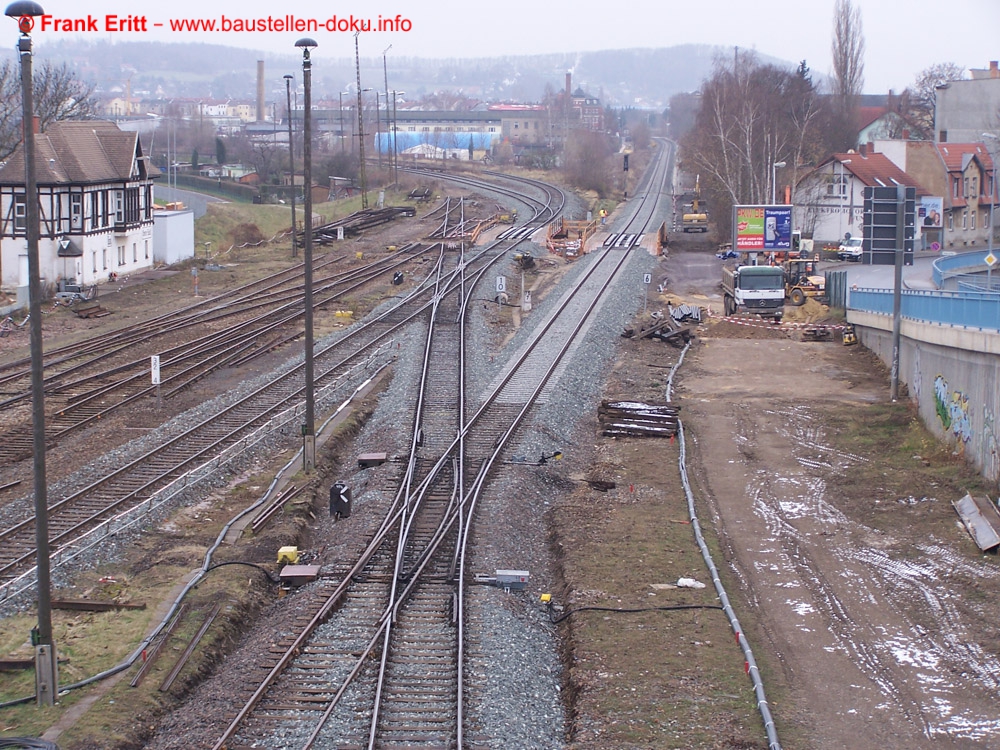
[70,193,82,231]
[962,209,968,230]
[13,194,25,232]
[90,192,99,230]
[117,245,125,266]
[953,177,961,198]
[102,248,108,270]
[826,174,847,198]
[92,251,97,273]
[971,211,977,230]
[132,242,137,262]
[947,212,954,231]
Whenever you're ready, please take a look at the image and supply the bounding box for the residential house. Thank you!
[793,148,926,245]
[936,142,995,248]
[0,120,158,291]
[874,139,997,249]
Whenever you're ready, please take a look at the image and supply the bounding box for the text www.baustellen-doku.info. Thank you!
[21,13,412,34]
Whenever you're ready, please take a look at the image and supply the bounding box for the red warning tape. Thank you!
[706,308,845,332]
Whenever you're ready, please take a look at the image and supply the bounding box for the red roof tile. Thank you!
[830,151,929,195]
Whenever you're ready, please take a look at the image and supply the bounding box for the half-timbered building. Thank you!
[0,120,158,291]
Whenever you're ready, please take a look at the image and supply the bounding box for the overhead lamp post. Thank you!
[296,37,317,472]
[771,160,786,205]
[382,44,391,169]
[6,0,57,707]
[391,90,405,186]
[354,32,369,209]
[982,133,998,290]
[284,74,297,259]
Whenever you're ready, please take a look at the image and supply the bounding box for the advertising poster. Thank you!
[919,196,943,229]
[733,205,793,251]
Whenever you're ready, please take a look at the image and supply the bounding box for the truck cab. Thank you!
[722,264,785,319]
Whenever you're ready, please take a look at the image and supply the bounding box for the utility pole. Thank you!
[354,32,368,209]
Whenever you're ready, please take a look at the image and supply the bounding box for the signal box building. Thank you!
[0,120,158,292]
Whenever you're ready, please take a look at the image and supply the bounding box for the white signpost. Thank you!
[642,273,652,316]
[151,355,161,409]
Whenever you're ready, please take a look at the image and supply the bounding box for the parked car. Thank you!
[837,237,863,261]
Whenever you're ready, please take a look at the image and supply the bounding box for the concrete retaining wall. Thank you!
[850,310,1000,487]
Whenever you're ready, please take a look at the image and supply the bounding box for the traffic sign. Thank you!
[986,253,997,268]
[496,275,506,293]
[643,273,652,285]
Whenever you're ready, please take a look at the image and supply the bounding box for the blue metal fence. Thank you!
[849,287,1000,331]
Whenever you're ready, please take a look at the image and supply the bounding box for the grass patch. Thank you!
[552,449,766,749]
[827,398,989,500]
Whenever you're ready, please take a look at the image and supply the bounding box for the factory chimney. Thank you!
[257,61,266,122]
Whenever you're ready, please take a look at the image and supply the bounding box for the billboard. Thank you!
[733,205,793,251]
[919,196,943,229]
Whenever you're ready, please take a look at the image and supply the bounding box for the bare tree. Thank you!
[830,0,865,149]
[563,129,616,197]
[679,52,827,237]
[0,60,99,159]
[905,62,967,140]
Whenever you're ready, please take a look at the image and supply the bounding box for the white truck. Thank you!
[721,264,786,319]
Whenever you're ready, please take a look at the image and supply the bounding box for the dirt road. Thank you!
[671,245,1000,748]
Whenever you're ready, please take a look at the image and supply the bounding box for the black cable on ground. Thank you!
[549,602,723,624]
[204,561,282,583]
[0,739,60,749]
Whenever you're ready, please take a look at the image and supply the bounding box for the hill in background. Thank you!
[22,40,796,109]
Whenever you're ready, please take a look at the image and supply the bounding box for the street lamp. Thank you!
[391,90,405,185]
[382,44,391,169]
[6,0,57,707]
[771,161,786,205]
[296,37,317,472]
[838,159,852,243]
[982,133,998,290]
[284,74,297,259]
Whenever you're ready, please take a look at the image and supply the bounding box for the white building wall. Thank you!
[793,163,864,245]
[153,209,195,265]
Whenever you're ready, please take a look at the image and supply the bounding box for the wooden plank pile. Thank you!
[599,400,680,438]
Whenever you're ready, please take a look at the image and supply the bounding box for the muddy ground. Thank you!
[557,238,1000,749]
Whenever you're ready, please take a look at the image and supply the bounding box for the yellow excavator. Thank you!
[682,175,708,232]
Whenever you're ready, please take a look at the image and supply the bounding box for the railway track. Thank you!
[0,251,435,467]
[209,154,670,749]
[0,166,568,609]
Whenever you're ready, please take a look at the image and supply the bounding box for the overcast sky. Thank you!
[23,0,1000,95]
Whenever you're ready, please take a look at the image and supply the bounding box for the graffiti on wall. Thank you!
[983,405,1000,484]
[934,374,972,454]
